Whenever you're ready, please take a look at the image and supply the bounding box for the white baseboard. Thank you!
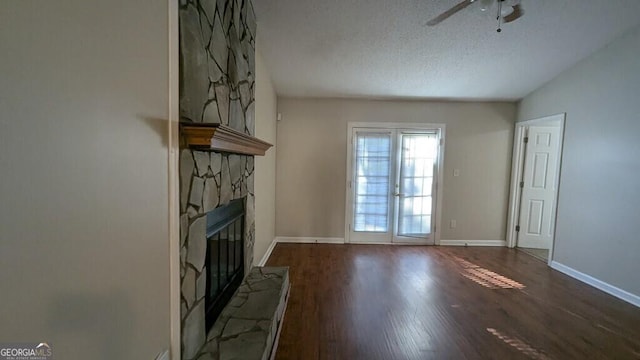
[550,261,640,308]
[439,240,507,247]
[275,237,345,244]
[275,238,506,247]
[256,238,278,266]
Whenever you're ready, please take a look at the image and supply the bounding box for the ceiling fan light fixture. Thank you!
[426,0,524,29]
[501,6,514,17]
[479,0,493,12]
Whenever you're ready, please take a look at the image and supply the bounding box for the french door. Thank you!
[347,125,443,244]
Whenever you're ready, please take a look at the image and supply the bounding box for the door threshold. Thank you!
[518,247,549,262]
[349,241,433,246]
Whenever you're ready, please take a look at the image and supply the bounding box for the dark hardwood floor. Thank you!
[266,244,640,360]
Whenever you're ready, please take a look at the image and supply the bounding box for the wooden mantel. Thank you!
[180,123,273,156]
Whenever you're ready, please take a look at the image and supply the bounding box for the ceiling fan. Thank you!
[427,0,524,32]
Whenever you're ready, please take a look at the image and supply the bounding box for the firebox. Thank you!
[204,198,245,332]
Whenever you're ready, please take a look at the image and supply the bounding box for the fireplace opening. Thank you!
[204,198,245,332]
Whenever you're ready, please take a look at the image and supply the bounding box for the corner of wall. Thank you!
[253,39,279,268]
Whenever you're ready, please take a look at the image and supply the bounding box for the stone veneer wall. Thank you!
[179,0,256,358]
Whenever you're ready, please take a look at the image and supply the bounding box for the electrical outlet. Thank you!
[154,349,169,360]
[450,219,457,229]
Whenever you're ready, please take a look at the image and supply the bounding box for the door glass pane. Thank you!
[353,133,391,232]
[398,134,438,236]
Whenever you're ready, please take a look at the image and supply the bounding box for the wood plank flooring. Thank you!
[266,244,640,360]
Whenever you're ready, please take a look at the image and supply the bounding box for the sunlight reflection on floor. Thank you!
[453,256,525,289]
[487,328,550,360]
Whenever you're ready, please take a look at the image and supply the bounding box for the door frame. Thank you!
[168,0,181,358]
[344,122,446,245]
[506,113,565,264]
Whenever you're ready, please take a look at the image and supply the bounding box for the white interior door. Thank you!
[348,128,440,244]
[517,126,561,249]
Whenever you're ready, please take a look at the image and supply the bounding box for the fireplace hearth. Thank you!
[205,198,245,332]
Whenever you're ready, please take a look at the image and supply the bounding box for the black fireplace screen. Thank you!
[204,198,245,332]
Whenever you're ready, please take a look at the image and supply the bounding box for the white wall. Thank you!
[0,1,171,359]
[518,25,640,296]
[254,45,278,263]
[275,98,516,241]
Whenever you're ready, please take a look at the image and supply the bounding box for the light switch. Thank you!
[453,169,460,177]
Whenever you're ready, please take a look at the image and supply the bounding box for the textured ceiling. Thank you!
[254,0,640,100]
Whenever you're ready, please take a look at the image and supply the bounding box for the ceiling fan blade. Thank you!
[426,0,475,26]
[503,4,523,23]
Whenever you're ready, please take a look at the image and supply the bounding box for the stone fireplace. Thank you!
[179,149,256,359]
[179,0,258,358]
[180,1,289,359]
